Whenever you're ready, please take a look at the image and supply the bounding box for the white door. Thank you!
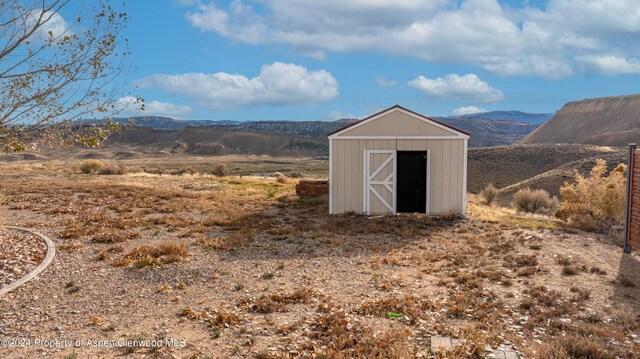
[364,150,396,214]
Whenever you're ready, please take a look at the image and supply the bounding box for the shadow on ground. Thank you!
[614,250,640,313]
[209,196,462,262]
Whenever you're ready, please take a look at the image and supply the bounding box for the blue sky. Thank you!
[71,0,640,121]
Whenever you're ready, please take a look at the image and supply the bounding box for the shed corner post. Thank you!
[461,138,468,217]
[329,138,334,215]
[624,143,637,254]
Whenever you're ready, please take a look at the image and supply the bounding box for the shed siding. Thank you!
[340,111,455,137]
[331,138,465,214]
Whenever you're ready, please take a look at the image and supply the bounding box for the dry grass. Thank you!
[194,229,255,250]
[114,243,189,268]
[239,288,315,314]
[308,304,415,358]
[0,157,638,358]
[530,333,628,359]
[357,295,432,322]
[467,194,562,230]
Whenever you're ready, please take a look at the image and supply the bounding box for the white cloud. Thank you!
[173,0,201,6]
[453,106,486,115]
[297,49,327,61]
[375,77,398,87]
[134,62,338,109]
[185,0,265,44]
[117,97,193,119]
[25,10,71,41]
[409,74,503,103]
[184,0,640,78]
[576,55,640,75]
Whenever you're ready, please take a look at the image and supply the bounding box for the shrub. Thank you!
[80,159,104,174]
[556,159,626,232]
[288,171,302,178]
[512,188,558,215]
[179,166,198,175]
[99,164,128,175]
[274,172,287,184]
[480,183,497,205]
[211,163,228,177]
[115,243,189,268]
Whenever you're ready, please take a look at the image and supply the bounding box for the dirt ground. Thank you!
[0,158,639,358]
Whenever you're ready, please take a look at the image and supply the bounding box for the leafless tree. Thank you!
[0,0,132,153]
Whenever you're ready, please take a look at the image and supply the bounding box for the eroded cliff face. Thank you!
[519,94,640,145]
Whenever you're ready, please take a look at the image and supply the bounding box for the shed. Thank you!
[328,105,469,215]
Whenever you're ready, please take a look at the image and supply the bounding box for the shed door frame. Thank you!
[397,150,430,214]
[364,150,397,215]
[363,149,431,215]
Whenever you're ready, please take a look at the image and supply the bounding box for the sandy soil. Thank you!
[0,159,639,358]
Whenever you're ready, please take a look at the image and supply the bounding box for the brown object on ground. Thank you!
[295,179,329,197]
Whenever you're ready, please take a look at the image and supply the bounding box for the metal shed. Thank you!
[328,105,470,215]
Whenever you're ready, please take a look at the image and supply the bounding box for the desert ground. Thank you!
[0,155,639,358]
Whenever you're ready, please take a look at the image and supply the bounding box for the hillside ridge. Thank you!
[97,110,548,148]
[519,94,640,146]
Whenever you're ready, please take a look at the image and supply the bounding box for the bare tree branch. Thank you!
[0,0,131,153]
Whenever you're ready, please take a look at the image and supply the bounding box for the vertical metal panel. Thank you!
[462,139,468,215]
[332,137,466,215]
[624,143,637,253]
[329,139,334,214]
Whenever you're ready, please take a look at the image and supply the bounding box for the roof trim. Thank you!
[327,105,471,139]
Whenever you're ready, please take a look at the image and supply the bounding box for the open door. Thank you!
[397,151,427,213]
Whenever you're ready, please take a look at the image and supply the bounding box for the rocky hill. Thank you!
[434,117,538,147]
[457,111,552,124]
[226,120,356,138]
[518,94,640,145]
[90,116,234,129]
[466,144,624,195]
[98,111,546,148]
[105,126,328,157]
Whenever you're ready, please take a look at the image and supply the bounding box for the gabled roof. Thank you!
[327,105,470,138]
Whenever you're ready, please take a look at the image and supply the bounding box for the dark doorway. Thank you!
[397,151,427,213]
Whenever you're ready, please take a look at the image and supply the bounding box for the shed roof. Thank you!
[328,105,470,138]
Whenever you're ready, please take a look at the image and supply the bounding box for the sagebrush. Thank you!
[480,183,497,205]
[556,159,626,232]
[211,163,228,177]
[80,160,104,174]
[288,171,302,178]
[99,164,129,175]
[512,188,558,215]
[274,172,287,184]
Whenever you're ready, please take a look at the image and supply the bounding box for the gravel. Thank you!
[0,228,47,290]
